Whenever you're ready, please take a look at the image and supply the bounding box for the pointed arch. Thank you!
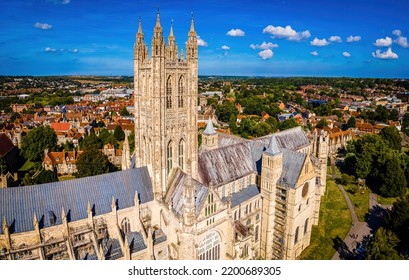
[178,76,184,108]
[167,140,173,174]
[178,138,184,170]
[121,217,131,234]
[304,218,309,235]
[166,76,172,109]
[198,231,221,260]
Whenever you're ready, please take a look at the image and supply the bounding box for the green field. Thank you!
[19,160,35,171]
[300,179,352,260]
[344,184,370,222]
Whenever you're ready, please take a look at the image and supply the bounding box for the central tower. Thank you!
[134,12,198,199]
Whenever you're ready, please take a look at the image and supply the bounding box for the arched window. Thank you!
[294,226,299,245]
[166,76,172,109]
[167,141,173,174]
[121,217,131,234]
[178,76,184,108]
[178,139,184,169]
[243,243,249,257]
[255,225,259,241]
[304,218,309,235]
[198,231,221,260]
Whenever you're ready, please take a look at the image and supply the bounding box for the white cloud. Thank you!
[68,49,79,53]
[258,49,273,60]
[196,36,208,47]
[226,29,245,37]
[374,36,392,47]
[44,47,56,53]
[262,25,310,42]
[221,45,230,50]
[372,47,398,59]
[329,36,342,43]
[34,22,52,30]
[346,35,361,42]
[310,37,330,47]
[47,0,70,4]
[342,52,351,57]
[395,36,408,48]
[310,51,319,56]
[392,30,402,36]
[250,41,279,50]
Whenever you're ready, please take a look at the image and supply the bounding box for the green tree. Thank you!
[128,130,135,153]
[80,132,103,150]
[387,195,409,250]
[347,116,356,128]
[254,122,273,137]
[97,120,105,127]
[390,108,399,121]
[228,115,238,134]
[75,148,110,178]
[120,106,130,116]
[365,228,402,260]
[379,155,407,197]
[113,125,125,141]
[380,126,402,151]
[21,126,57,162]
[216,101,238,123]
[98,128,111,144]
[278,118,299,131]
[34,170,58,184]
[315,119,328,129]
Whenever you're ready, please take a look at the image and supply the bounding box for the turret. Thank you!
[151,10,165,57]
[167,20,178,61]
[186,14,198,60]
[202,118,218,151]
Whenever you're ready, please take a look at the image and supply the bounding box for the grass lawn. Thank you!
[19,160,35,171]
[344,184,370,222]
[299,179,352,260]
[378,189,409,205]
[58,175,76,181]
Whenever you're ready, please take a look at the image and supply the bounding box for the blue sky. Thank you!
[1,0,408,77]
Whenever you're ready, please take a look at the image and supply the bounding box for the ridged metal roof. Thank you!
[167,168,208,217]
[0,167,153,234]
[126,231,146,253]
[280,149,306,188]
[230,185,259,208]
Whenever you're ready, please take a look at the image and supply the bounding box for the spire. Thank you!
[169,19,174,37]
[189,12,195,34]
[137,18,143,34]
[266,135,281,156]
[155,9,161,28]
[203,118,216,135]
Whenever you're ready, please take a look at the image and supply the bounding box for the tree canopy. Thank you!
[365,228,402,260]
[379,126,402,151]
[75,148,110,178]
[113,125,125,141]
[21,126,57,162]
[80,132,103,150]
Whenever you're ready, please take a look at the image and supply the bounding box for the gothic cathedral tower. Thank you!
[134,12,198,199]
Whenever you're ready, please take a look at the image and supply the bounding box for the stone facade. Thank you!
[0,12,328,260]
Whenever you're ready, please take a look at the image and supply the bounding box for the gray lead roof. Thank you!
[0,167,153,234]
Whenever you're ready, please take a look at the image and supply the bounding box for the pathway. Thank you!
[330,157,371,260]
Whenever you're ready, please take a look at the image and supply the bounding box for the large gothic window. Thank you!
[304,218,309,235]
[198,231,221,260]
[121,217,131,234]
[166,77,172,109]
[178,139,184,170]
[167,141,173,174]
[178,76,184,108]
[294,226,299,245]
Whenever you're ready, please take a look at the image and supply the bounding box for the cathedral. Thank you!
[0,12,328,260]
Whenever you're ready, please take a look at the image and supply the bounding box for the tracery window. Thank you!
[178,139,184,169]
[121,217,131,234]
[166,77,172,109]
[167,141,173,174]
[178,76,184,108]
[198,231,221,260]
